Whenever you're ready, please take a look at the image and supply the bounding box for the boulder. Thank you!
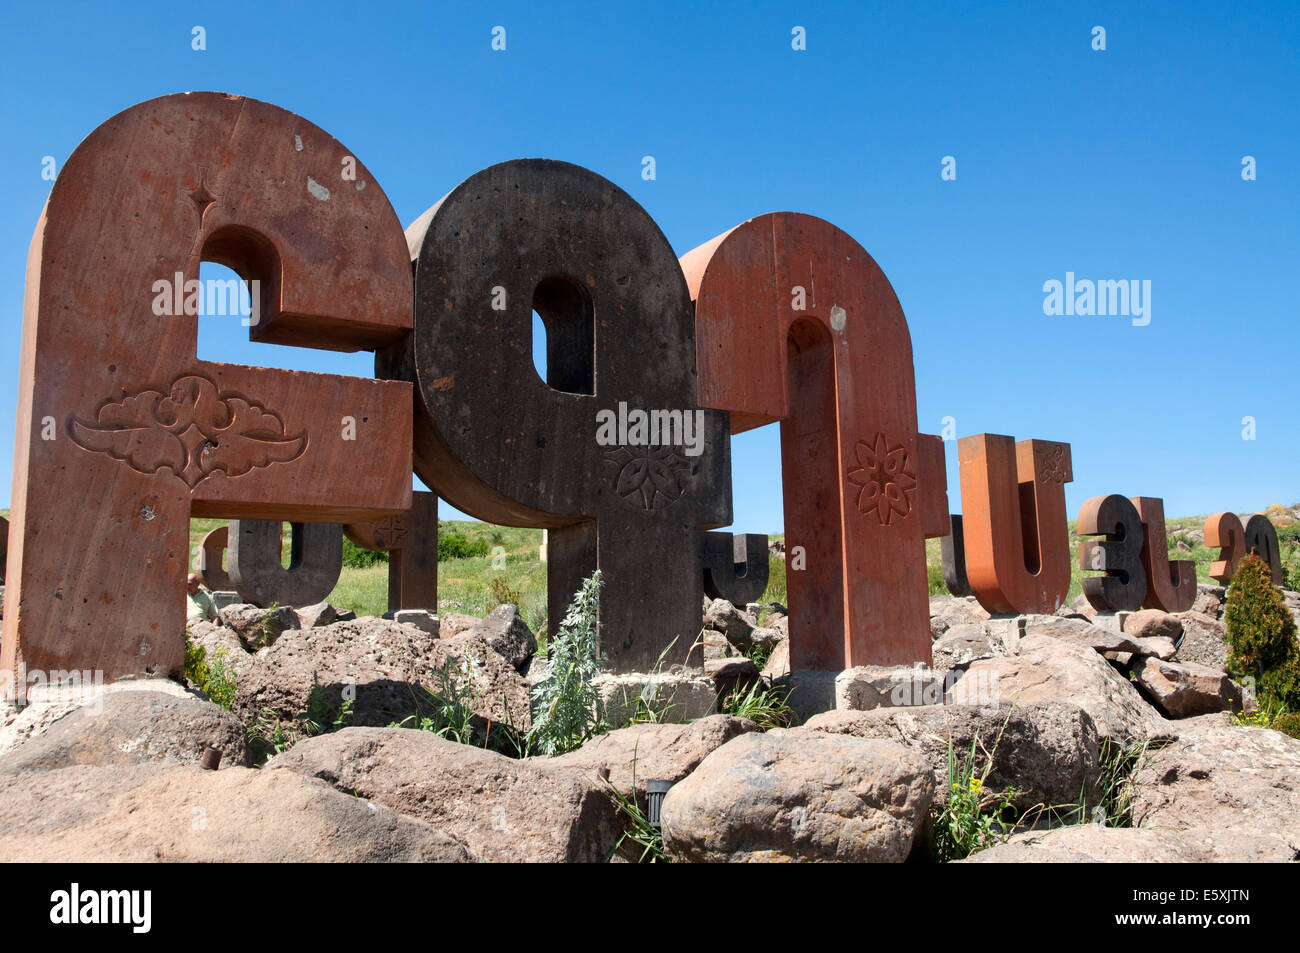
[929,594,991,640]
[960,826,1211,863]
[1190,585,1227,620]
[187,619,254,682]
[777,669,838,722]
[1173,612,1228,673]
[749,626,785,656]
[835,665,943,711]
[0,763,471,862]
[760,638,790,679]
[437,612,481,640]
[931,623,999,676]
[802,701,1101,813]
[594,671,717,728]
[704,657,761,700]
[1131,714,1300,862]
[0,688,251,772]
[947,634,1170,744]
[700,629,740,661]
[462,604,537,672]
[541,715,756,801]
[389,608,438,635]
[268,727,618,862]
[1128,658,1243,718]
[1021,614,1176,660]
[295,601,347,629]
[660,731,934,862]
[233,617,531,744]
[218,603,300,651]
[1123,609,1183,643]
[703,598,755,654]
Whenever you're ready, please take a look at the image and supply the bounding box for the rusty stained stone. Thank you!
[1205,512,1246,584]
[680,213,948,670]
[958,434,1073,615]
[0,515,8,585]
[384,160,731,672]
[2,93,413,684]
[1132,497,1196,612]
[700,532,769,607]
[1077,494,1148,612]
[228,520,343,608]
[199,525,232,591]
[345,491,439,613]
[940,514,972,597]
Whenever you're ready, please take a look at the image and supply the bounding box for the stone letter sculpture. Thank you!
[680,213,949,670]
[3,93,412,685]
[228,520,343,608]
[1131,497,1196,612]
[345,491,440,613]
[1077,494,1148,612]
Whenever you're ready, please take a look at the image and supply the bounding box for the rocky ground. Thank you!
[0,583,1297,863]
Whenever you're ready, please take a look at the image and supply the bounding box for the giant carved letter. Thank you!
[1077,495,1147,612]
[959,434,1073,615]
[680,214,949,670]
[3,93,412,685]
[228,521,343,608]
[1131,497,1196,612]
[345,491,440,613]
[385,160,730,671]
[1206,512,1246,584]
[1244,514,1283,586]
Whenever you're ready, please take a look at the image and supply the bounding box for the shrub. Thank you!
[1273,712,1300,740]
[342,538,387,568]
[490,575,522,606]
[1224,554,1300,711]
[439,532,491,560]
[529,570,606,755]
[183,633,237,711]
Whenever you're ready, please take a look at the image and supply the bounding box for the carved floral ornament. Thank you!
[68,375,306,489]
[847,432,916,525]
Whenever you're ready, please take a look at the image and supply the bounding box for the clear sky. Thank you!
[1,1,1295,533]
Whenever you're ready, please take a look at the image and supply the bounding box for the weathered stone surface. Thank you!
[660,731,934,862]
[0,763,470,862]
[1124,609,1184,643]
[345,491,439,612]
[402,159,729,673]
[463,604,537,672]
[929,594,991,640]
[218,603,300,651]
[703,598,755,654]
[0,688,251,772]
[682,213,948,670]
[542,715,756,801]
[947,634,1169,744]
[1190,585,1227,619]
[296,601,346,629]
[595,671,717,728]
[959,434,1073,615]
[749,625,784,656]
[3,93,414,687]
[1077,494,1149,612]
[390,608,438,635]
[701,532,769,607]
[1021,613,1176,660]
[761,638,790,679]
[0,679,202,755]
[931,623,999,675]
[268,727,617,862]
[1132,497,1197,612]
[960,826,1212,863]
[187,619,253,683]
[705,657,761,699]
[778,669,838,722]
[1131,715,1300,862]
[835,665,943,711]
[1129,658,1243,718]
[802,701,1101,813]
[437,613,481,640]
[234,618,531,739]
[229,520,343,609]
[700,629,740,661]
[1173,612,1228,672]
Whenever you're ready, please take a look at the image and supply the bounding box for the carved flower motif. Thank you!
[69,374,306,489]
[846,433,916,525]
[1033,443,1070,484]
[606,445,691,511]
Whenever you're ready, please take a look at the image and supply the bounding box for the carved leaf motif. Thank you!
[606,445,691,511]
[69,374,306,489]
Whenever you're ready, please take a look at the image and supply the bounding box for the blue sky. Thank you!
[0,1,1295,533]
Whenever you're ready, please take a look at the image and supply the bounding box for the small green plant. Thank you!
[183,633,237,711]
[600,746,668,863]
[1225,554,1300,711]
[1273,711,1300,740]
[529,570,607,755]
[489,575,522,607]
[927,560,946,595]
[246,679,355,763]
[719,678,795,731]
[930,716,1018,862]
[394,656,525,755]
